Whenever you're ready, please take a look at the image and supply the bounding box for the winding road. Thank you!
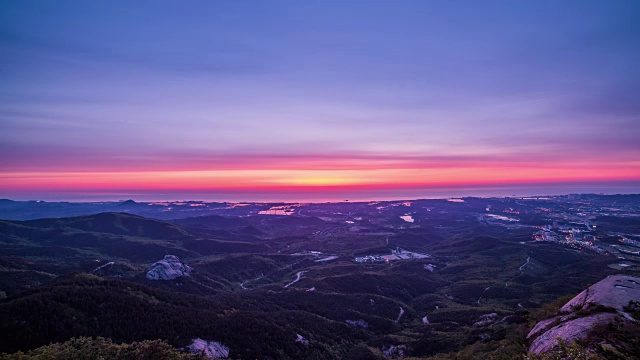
[285,271,307,288]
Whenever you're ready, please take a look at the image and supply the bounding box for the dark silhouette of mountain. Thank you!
[20,212,188,239]
[173,214,251,229]
[117,199,138,206]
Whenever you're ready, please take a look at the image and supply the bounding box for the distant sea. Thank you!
[3,181,639,203]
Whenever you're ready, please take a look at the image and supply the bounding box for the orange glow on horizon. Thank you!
[1,165,638,193]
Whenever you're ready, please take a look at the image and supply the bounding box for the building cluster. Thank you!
[533,226,607,255]
[619,237,640,247]
[355,247,431,263]
[355,255,385,263]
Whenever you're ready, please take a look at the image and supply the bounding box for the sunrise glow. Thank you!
[1,1,639,201]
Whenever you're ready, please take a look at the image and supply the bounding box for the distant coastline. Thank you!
[1,184,639,204]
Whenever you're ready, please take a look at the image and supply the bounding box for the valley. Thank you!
[0,194,639,359]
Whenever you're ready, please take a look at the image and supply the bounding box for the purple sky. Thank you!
[1,1,639,201]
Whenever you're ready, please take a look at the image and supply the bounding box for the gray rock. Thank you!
[295,333,309,345]
[146,255,192,280]
[383,344,407,357]
[473,313,498,326]
[187,338,229,359]
[527,274,640,355]
[529,313,617,354]
[527,314,576,340]
[560,274,640,313]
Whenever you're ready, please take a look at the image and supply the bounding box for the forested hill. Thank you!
[1,195,639,358]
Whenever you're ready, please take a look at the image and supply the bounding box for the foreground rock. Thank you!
[146,255,192,280]
[527,274,640,356]
[187,338,229,359]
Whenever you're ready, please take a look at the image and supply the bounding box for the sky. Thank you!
[1,0,639,202]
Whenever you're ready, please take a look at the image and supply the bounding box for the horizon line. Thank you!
[2,190,639,205]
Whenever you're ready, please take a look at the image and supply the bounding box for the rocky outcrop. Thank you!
[559,275,639,314]
[382,344,407,357]
[186,338,229,359]
[346,319,369,328]
[473,313,498,327]
[295,333,309,345]
[527,274,640,355]
[146,255,192,280]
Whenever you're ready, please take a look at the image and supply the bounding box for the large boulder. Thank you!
[527,274,640,356]
[559,274,640,313]
[146,255,192,280]
[187,338,229,359]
